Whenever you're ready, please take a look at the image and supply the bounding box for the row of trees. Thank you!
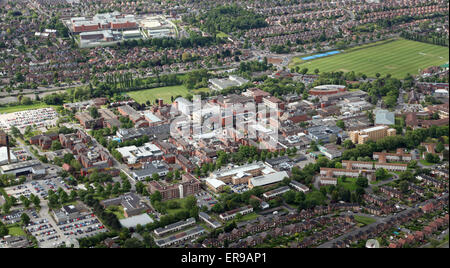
[400,31,449,47]
[183,5,268,34]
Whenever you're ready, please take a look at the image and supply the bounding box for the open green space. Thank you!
[235,212,260,223]
[289,39,449,78]
[163,198,191,216]
[419,159,435,166]
[337,177,358,191]
[126,85,209,104]
[216,31,230,38]
[354,215,376,226]
[7,225,26,236]
[105,206,125,220]
[0,103,59,114]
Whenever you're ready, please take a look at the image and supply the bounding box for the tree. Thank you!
[356,177,368,188]
[2,203,11,214]
[20,195,30,209]
[342,140,355,149]
[63,153,75,164]
[21,213,30,226]
[184,195,197,211]
[399,181,409,194]
[51,140,62,151]
[151,173,160,181]
[0,222,8,237]
[89,107,99,119]
[282,190,296,204]
[123,238,144,248]
[375,168,389,181]
[31,194,40,208]
[407,160,418,169]
[425,153,439,164]
[150,191,162,203]
[249,199,260,209]
[399,170,414,182]
[336,120,345,130]
[435,142,445,153]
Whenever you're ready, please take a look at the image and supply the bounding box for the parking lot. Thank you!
[5,177,72,201]
[26,217,65,248]
[195,191,218,210]
[1,208,37,225]
[57,213,108,240]
[24,210,106,248]
[228,183,249,194]
[12,149,32,161]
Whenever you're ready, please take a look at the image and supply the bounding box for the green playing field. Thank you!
[289,39,449,79]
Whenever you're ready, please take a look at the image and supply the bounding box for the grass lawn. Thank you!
[7,225,26,236]
[235,212,260,223]
[126,85,210,104]
[354,215,376,226]
[337,177,358,191]
[163,198,191,216]
[216,31,230,38]
[0,103,60,114]
[106,206,125,219]
[419,159,435,166]
[289,38,449,78]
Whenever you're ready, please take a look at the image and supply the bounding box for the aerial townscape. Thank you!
[0,0,448,251]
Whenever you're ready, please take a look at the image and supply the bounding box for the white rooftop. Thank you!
[250,171,288,187]
[205,178,226,189]
[119,213,154,228]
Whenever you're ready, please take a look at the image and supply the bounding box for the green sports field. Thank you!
[0,103,59,114]
[126,85,209,104]
[289,39,449,78]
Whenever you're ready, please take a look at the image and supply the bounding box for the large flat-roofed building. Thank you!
[131,162,169,181]
[307,125,342,143]
[320,167,375,181]
[248,171,289,189]
[70,12,138,33]
[373,148,412,162]
[209,76,249,91]
[262,186,290,200]
[289,180,310,193]
[139,16,176,39]
[116,142,163,164]
[349,125,396,144]
[155,226,205,248]
[205,178,226,193]
[219,205,253,221]
[147,175,201,201]
[75,112,104,129]
[319,177,337,186]
[210,162,276,185]
[309,85,346,96]
[375,109,395,126]
[52,205,81,224]
[100,193,148,218]
[0,146,17,165]
[119,213,154,229]
[342,160,408,172]
[0,160,45,176]
[199,212,222,229]
[154,217,196,237]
